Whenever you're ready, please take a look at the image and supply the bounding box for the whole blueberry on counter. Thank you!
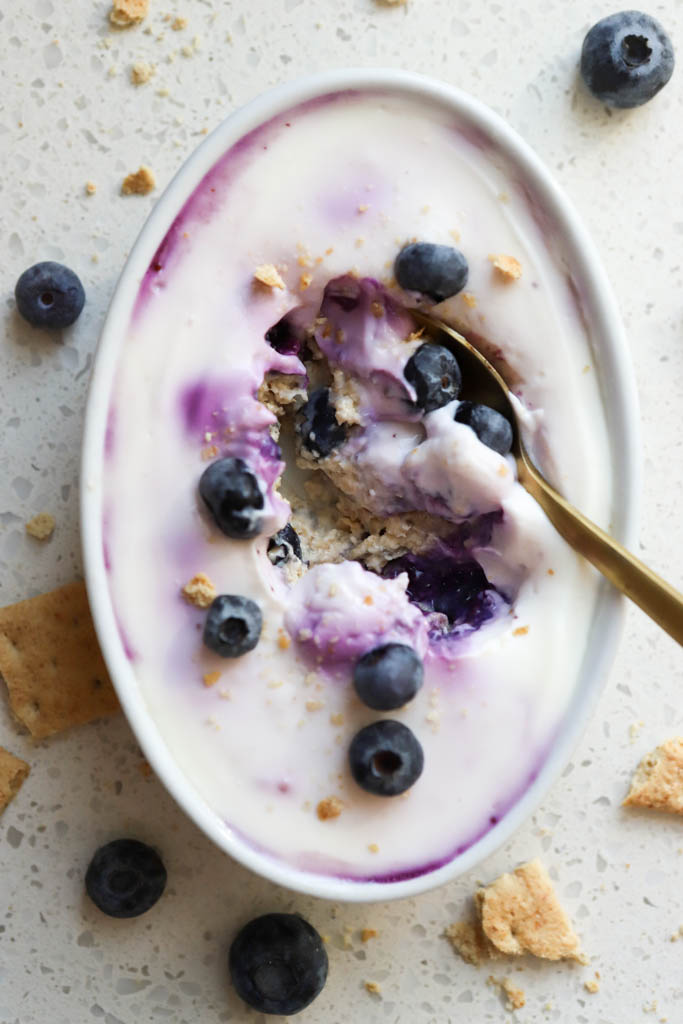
[296,388,347,458]
[85,838,166,918]
[395,242,469,302]
[353,643,424,711]
[15,261,85,328]
[267,523,303,566]
[229,912,328,1015]
[404,343,462,413]
[580,11,675,108]
[348,720,424,797]
[199,457,265,539]
[454,401,514,456]
[203,594,262,657]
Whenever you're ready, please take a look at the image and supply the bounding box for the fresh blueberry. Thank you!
[296,388,346,457]
[395,242,469,302]
[404,343,462,413]
[348,720,424,797]
[229,913,328,1015]
[15,261,85,329]
[353,643,424,711]
[454,401,514,456]
[267,523,302,566]
[203,594,262,657]
[383,551,503,629]
[199,457,264,539]
[580,11,675,108]
[85,838,166,918]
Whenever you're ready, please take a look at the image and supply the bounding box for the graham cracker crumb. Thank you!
[201,444,219,460]
[131,60,155,85]
[462,292,477,308]
[85,181,97,196]
[370,301,384,318]
[253,264,285,290]
[109,0,148,27]
[444,919,499,967]
[277,630,291,651]
[203,671,221,688]
[624,737,683,813]
[476,859,582,960]
[181,573,216,609]
[0,581,119,738]
[584,974,600,993]
[171,15,187,30]
[368,842,379,853]
[361,928,378,942]
[364,981,382,996]
[0,747,30,814]
[305,699,325,712]
[121,165,155,195]
[489,253,522,281]
[357,203,369,212]
[25,513,55,541]
[299,272,313,290]
[317,796,343,820]
[330,712,344,726]
[375,0,407,5]
[512,625,529,637]
[488,976,525,1011]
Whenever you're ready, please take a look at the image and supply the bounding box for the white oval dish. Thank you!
[81,68,640,902]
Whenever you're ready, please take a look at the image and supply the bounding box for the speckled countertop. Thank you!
[1,1,682,1022]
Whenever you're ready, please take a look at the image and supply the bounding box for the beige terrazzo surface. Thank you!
[1,1,682,1021]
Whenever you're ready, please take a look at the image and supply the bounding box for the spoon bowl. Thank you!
[414,308,683,646]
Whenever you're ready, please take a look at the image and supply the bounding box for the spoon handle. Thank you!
[517,451,683,645]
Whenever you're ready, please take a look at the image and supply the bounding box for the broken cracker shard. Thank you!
[0,581,120,738]
[0,747,30,814]
[25,513,55,541]
[109,0,149,28]
[624,737,683,813]
[445,859,583,965]
[253,264,285,290]
[121,166,156,196]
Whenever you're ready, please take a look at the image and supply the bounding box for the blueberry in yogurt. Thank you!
[395,242,469,302]
[580,11,675,108]
[384,549,503,630]
[404,343,462,413]
[349,720,424,796]
[229,912,328,1015]
[15,261,85,329]
[353,643,424,711]
[204,595,262,657]
[454,401,514,456]
[268,523,302,566]
[85,838,166,918]
[199,457,264,539]
[296,387,347,457]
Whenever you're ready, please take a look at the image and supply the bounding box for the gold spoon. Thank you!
[411,309,683,646]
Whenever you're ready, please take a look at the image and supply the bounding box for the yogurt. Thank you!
[102,90,611,881]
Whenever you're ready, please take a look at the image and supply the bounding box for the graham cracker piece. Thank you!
[316,795,343,820]
[131,61,155,85]
[444,918,500,966]
[253,264,285,290]
[476,859,582,961]
[489,253,522,281]
[488,975,526,1011]
[624,737,683,813]
[109,0,148,27]
[0,581,119,738]
[0,747,30,812]
[121,166,156,195]
[181,572,216,609]
[25,513,55,541]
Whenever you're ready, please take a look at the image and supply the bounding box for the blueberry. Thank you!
[348,720,424,797]
[454,401,514,456]
[395,243,469,302]
[353,643,424,711]
[265,311,304,356]
[404,343,462,413]
[229,913,328,1015]
[580,11,675,108]
[267,523,302,566]
[85,839,166,918]
[203,594,262,657]
[383,551,502,628]
[296,388,346,457]
[15,261,85,329]
[199,457,264,539]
